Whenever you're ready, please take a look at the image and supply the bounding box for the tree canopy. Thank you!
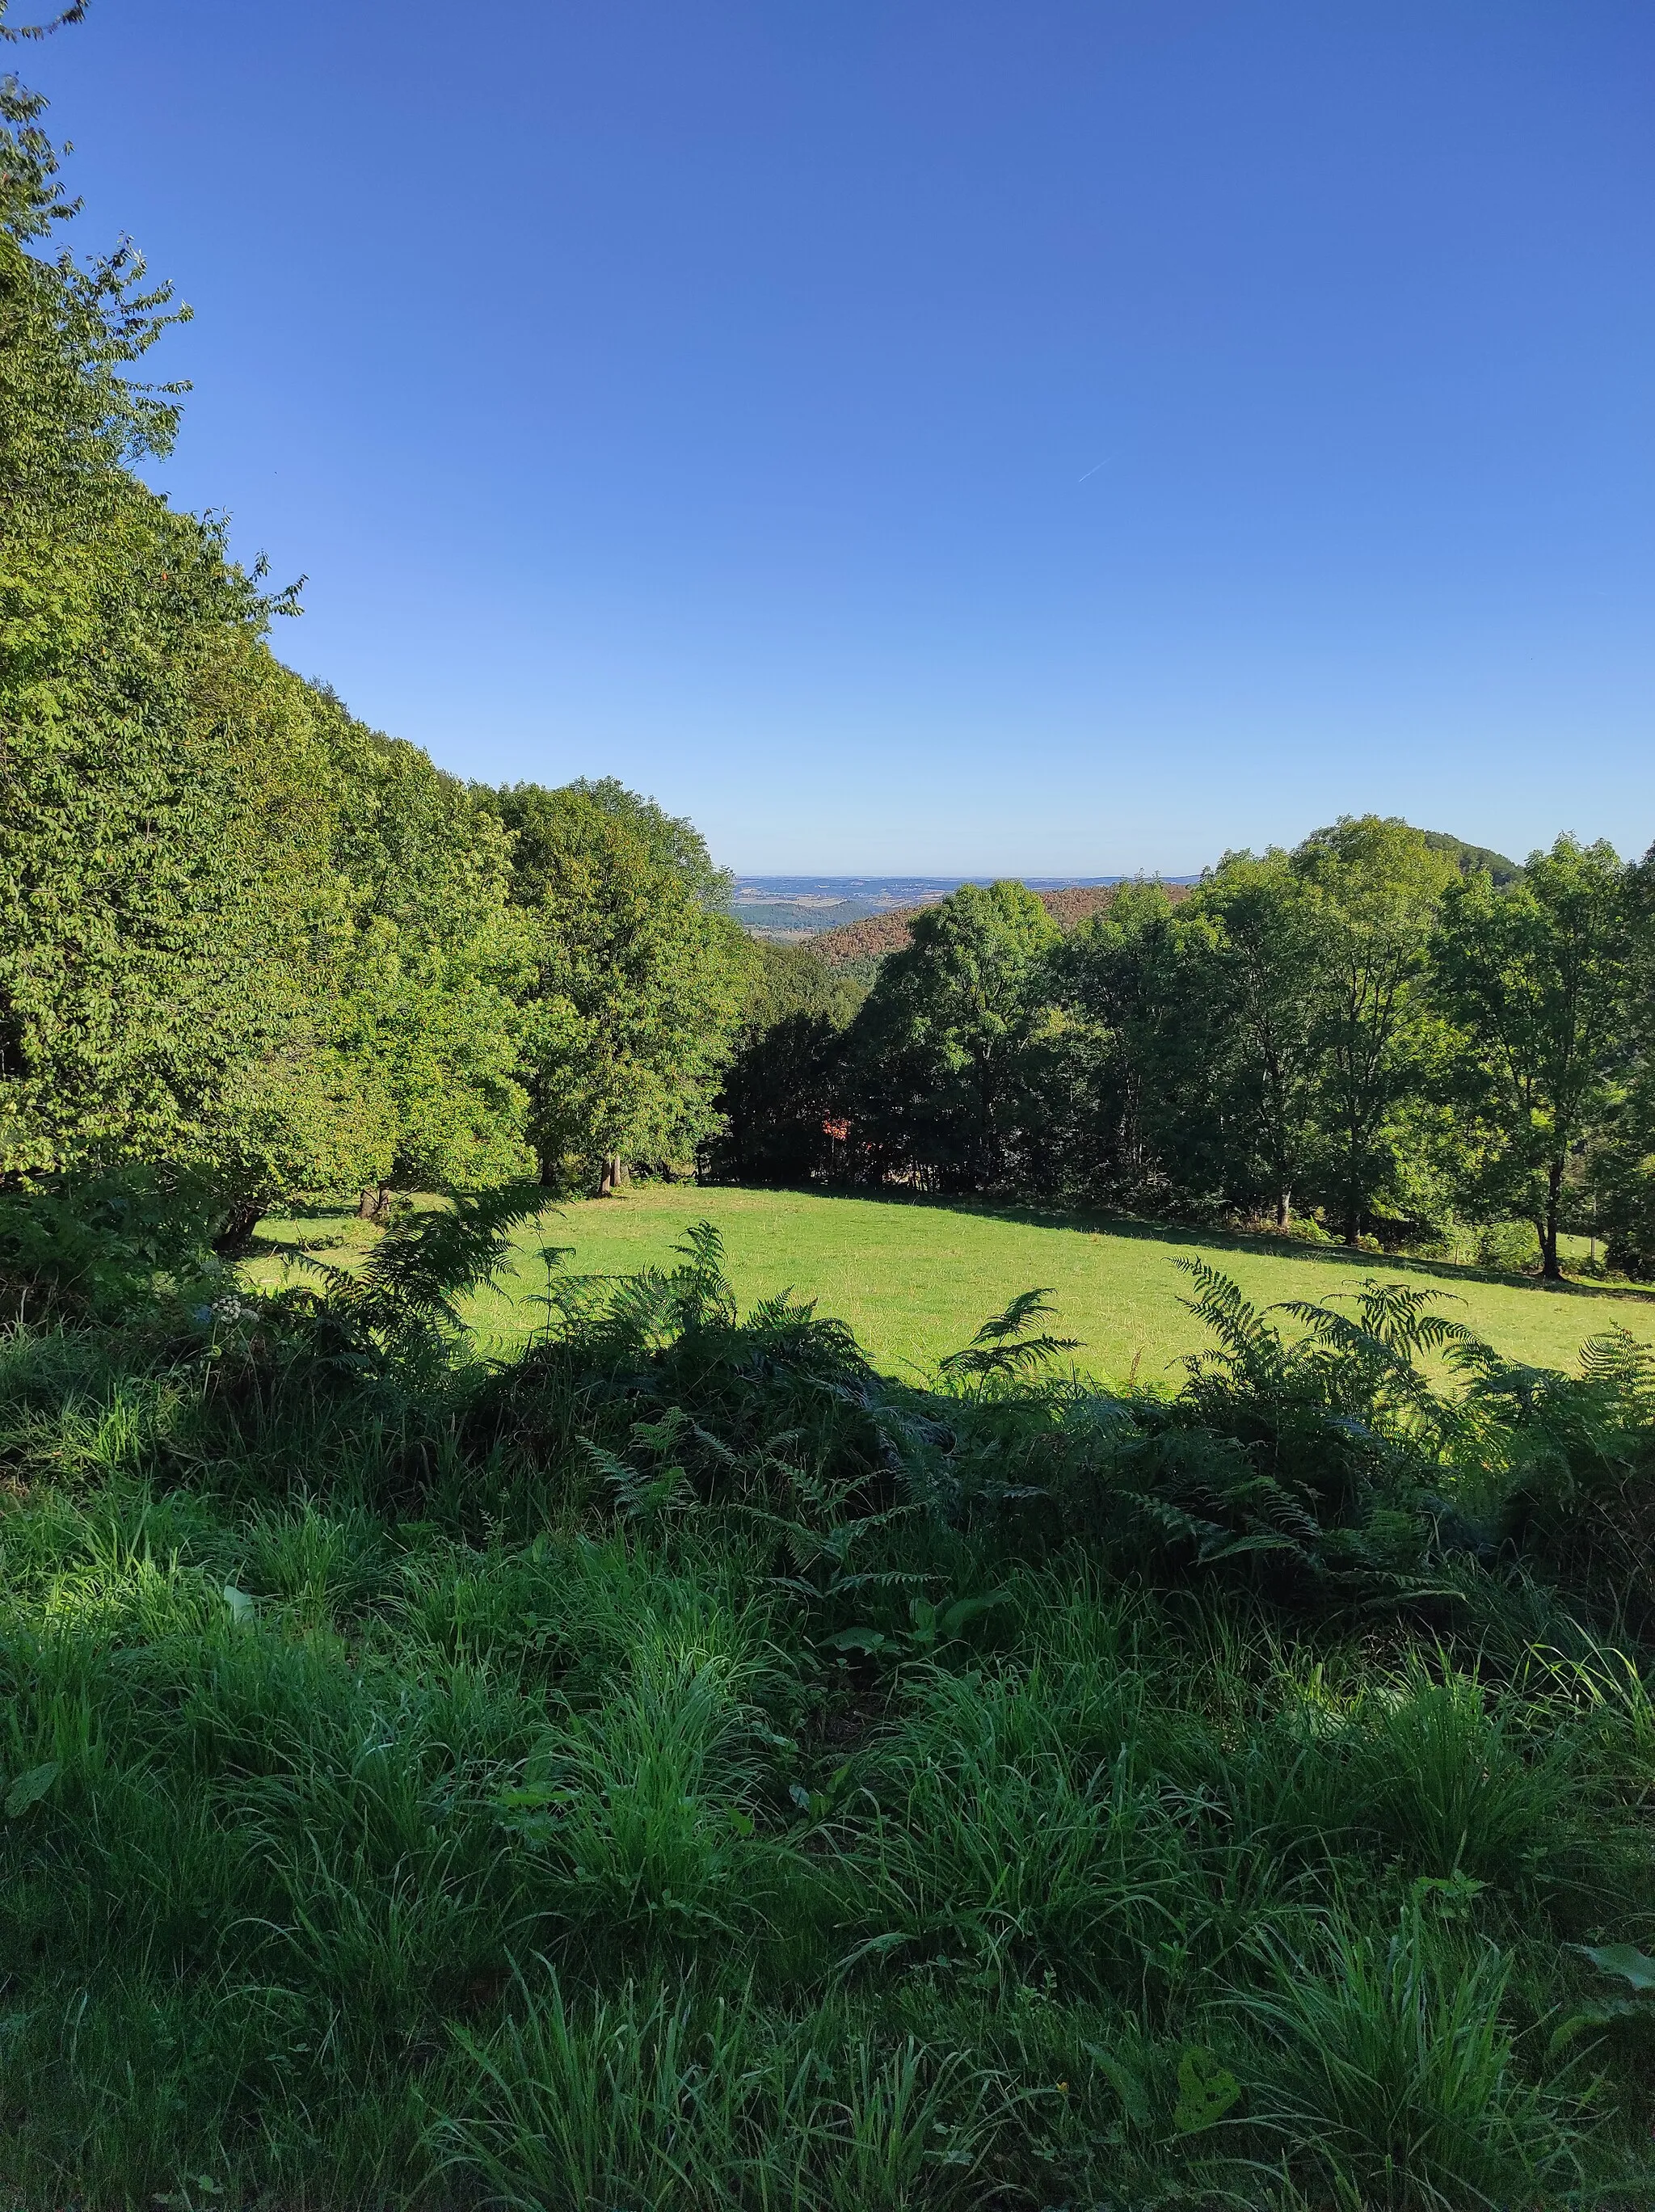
[479,782,749,1193]
[1432,836,1631,1279]
[723,821,1654,1275]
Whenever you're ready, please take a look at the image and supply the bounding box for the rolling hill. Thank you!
[811,879,1192,969]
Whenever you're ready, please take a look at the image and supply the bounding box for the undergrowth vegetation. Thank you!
[3,1191,1655,2207]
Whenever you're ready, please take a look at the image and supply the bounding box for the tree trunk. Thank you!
[1541,1157,1564,1280]
[597,1153,626,1197]
[213,1195,267,1255]
[976,1058,996,1194]
[1275,1190,1292,1233]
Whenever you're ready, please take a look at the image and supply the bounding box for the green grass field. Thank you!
[15,1183,1655,2203]
[256,1184,1653,1381]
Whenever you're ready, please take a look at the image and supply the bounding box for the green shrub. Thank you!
[0,1165,225,1322]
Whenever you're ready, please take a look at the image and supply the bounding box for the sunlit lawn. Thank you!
[252,1183,1653,1386]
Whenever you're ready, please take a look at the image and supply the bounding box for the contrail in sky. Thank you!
[1076,457,1112,483]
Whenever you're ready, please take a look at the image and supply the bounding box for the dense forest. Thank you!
[715,826,1655,1281]
[0,57,749,1235]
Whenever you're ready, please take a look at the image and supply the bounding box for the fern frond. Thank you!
[940,1287,1078,1377]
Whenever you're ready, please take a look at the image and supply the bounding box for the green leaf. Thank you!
[1172,2046,1241,2134]
[938,1591,1012,1637]
[222,1584,255,1626]
[817,1625,891,1655]
[1549,2003,1632,2054]
[1084,2041,1153,2130]
[1575,1942,1655,1993]
[4,1763,60,1818]
[1197,1532,1298,1563]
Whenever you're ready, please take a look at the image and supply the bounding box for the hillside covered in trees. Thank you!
[806,881,1180,971]
[800,837,1518,974]
[713,833,1655,1283]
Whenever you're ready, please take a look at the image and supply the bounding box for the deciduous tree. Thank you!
[1431,837,1630,1279]
[1184,853,1324,1231]
[849,882,1059,1190]
[482,782,747,1192]
[1293,817,1456,1245]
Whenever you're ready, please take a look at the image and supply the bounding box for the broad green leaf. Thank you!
[939,1591,1011,1636]
[4,1763,60,1818]
[1549,2003,1632,2054]
[1172,2046,1241,2134]
[1084,2041,1152,2130]
[817,1625,891,1655]
[1198,1533,1297,1563]
[1575,1943,1655,1993]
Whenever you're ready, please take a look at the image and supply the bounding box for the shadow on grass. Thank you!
[749,1182,1654,1310]
[255,1183,1653,1317]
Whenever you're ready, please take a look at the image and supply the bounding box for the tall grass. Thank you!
[1,1208,1652,2205]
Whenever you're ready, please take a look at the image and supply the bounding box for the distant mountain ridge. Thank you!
[791,828,1519,971]
[811,881,1193,969]
[729,874,1196,943]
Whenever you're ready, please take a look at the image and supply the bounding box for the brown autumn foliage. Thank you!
[811,882,1190,969]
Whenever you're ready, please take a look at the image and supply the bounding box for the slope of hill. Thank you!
[783,828,1514,973]
[812,881,1190,969]
[729,900,882,942]
[728,876,1142,942]
[1420,829,1522,884]
[443,1183,1648,1376]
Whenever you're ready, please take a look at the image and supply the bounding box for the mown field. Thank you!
[255,1184,1653,1380]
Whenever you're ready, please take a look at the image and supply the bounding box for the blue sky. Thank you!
[24,1,1655,873]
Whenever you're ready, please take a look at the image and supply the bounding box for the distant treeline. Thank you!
[708,824,1655,1280]
[802,842,1519,973]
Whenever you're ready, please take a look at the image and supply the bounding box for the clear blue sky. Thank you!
[24,1,1655,874]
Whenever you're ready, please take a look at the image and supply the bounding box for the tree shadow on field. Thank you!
[797,1185,1655,1311]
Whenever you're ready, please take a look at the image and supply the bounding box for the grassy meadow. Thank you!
[6,1188,1655,2207]
[255,1183,1653,1381]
